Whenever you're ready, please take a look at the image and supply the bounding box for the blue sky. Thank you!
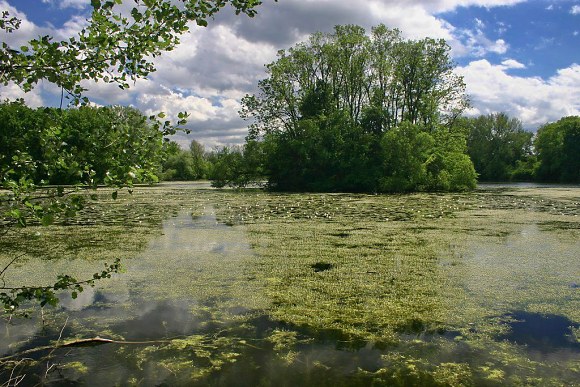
[1,0,579,148]
[440,1,579,78]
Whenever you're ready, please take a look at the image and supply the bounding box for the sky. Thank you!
[1,0,579,149]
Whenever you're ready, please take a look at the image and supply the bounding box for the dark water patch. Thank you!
[497,311,580,353]
[311,262,334,272]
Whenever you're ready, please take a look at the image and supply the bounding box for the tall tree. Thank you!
[238,24,474,192]
[161,139,209,180]
[242,24,467,139]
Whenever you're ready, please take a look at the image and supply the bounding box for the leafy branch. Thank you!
[0,258,121,314]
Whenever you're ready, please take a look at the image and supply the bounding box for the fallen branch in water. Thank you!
[0,337,170,362]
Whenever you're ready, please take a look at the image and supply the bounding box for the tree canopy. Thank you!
[161,139,211,181]
[535,116,580,183]
[0,102,164,186]
[464,113,534,181]
[237,24,475,192]
[242,24,468,138]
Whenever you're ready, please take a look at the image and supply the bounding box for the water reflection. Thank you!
[499,311,580,353]
[2,193,580,385]
[0,208,266,385]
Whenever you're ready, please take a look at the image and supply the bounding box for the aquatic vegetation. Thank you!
[0,183,578,385]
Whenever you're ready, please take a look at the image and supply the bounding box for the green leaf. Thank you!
[41,214,55,226]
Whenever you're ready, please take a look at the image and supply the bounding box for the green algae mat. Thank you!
[1,183,579,386]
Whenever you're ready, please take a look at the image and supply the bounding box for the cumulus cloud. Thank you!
[500,59,526,69]
[151,23,277,94]
[454,18,509,57]
[570,5,580,14]
[457,60,580,129]
[136,86,248,147]
[0,83,44,107]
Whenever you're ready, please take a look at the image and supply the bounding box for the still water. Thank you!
[1,184,579,385]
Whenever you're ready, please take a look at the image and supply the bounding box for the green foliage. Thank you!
[238,24,473,193]
[381,122,433,192]
[535,116,580,183]
[161,140,210,181]
[264,110,381,192]
[465,113,533,181]
[1,0,265,103]
[380,122,475,192]
[509,156,538,182]
[0,102,164,187]
[208,142,265,188]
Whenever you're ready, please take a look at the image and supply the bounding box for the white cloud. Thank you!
[571,5,580,14]
[151,23,277,93]
[135,86,249,147]
[500,59,526,69]
[457,60,580,129]
[0,83,44,107]
[456,27,509,56]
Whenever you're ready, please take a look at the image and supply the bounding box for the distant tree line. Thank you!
[462,113,579,183]
[3,102,577,193]
[206,112,580,189]
[2,25,578,193]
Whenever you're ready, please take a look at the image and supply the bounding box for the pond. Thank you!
[1,182,579,385]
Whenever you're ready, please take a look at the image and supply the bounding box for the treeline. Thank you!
[3,25,578,192]
[0,102,164,186]
[210,25,579,189]
[160,141,264,188]
[205,112,580,189]
[463,113,579,183]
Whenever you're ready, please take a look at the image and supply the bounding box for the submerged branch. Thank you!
[0,337,171,362]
